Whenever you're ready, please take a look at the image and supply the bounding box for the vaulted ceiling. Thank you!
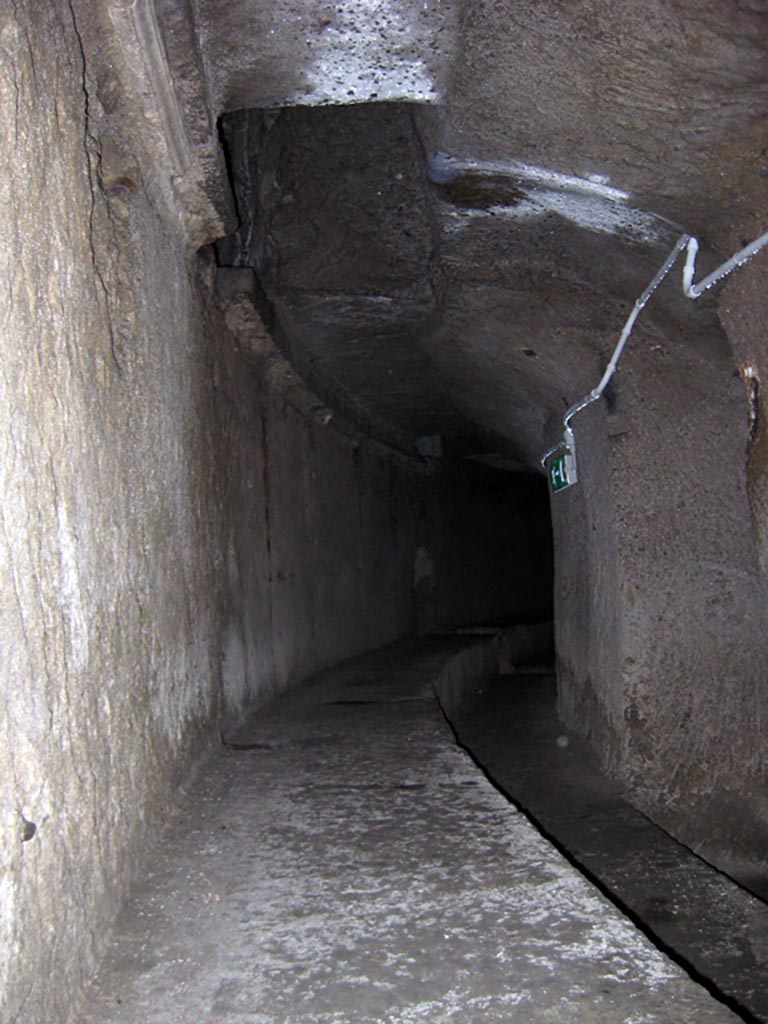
[165,0,768,465]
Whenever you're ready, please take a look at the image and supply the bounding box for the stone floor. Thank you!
[450,672,768,1024]
[71,638,741,1023]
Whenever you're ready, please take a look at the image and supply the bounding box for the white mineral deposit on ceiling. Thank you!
[430,152,677,244]
[286,0,442,105]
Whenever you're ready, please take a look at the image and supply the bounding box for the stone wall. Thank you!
[0,5,240,1016]
[554,308,768,880]
[553,396,623,760]
[0,6,212,1017]
[210,267,428,713]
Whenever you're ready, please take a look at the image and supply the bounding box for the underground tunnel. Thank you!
[2,2,768,1022]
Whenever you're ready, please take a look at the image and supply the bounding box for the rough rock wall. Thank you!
[0,5,226,1018]
[553,399,623,757]
[210,267,427,713]
[0,7,535,1022]
[554,310,768,877]
[712,239,768,880]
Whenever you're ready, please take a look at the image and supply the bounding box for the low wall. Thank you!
[433,635,501,718]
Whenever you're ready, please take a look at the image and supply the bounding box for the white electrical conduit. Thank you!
[540,228,768,475]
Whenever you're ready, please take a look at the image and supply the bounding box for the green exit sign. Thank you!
[549,452,577,492]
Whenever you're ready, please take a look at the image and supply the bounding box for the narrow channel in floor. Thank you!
[447,673,768,1024]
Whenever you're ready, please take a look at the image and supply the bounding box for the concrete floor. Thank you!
[71,638,741,1023]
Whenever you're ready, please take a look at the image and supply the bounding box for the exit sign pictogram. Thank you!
[549,452,577,492]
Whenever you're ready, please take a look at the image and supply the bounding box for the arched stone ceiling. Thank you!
[181,0,768,465]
